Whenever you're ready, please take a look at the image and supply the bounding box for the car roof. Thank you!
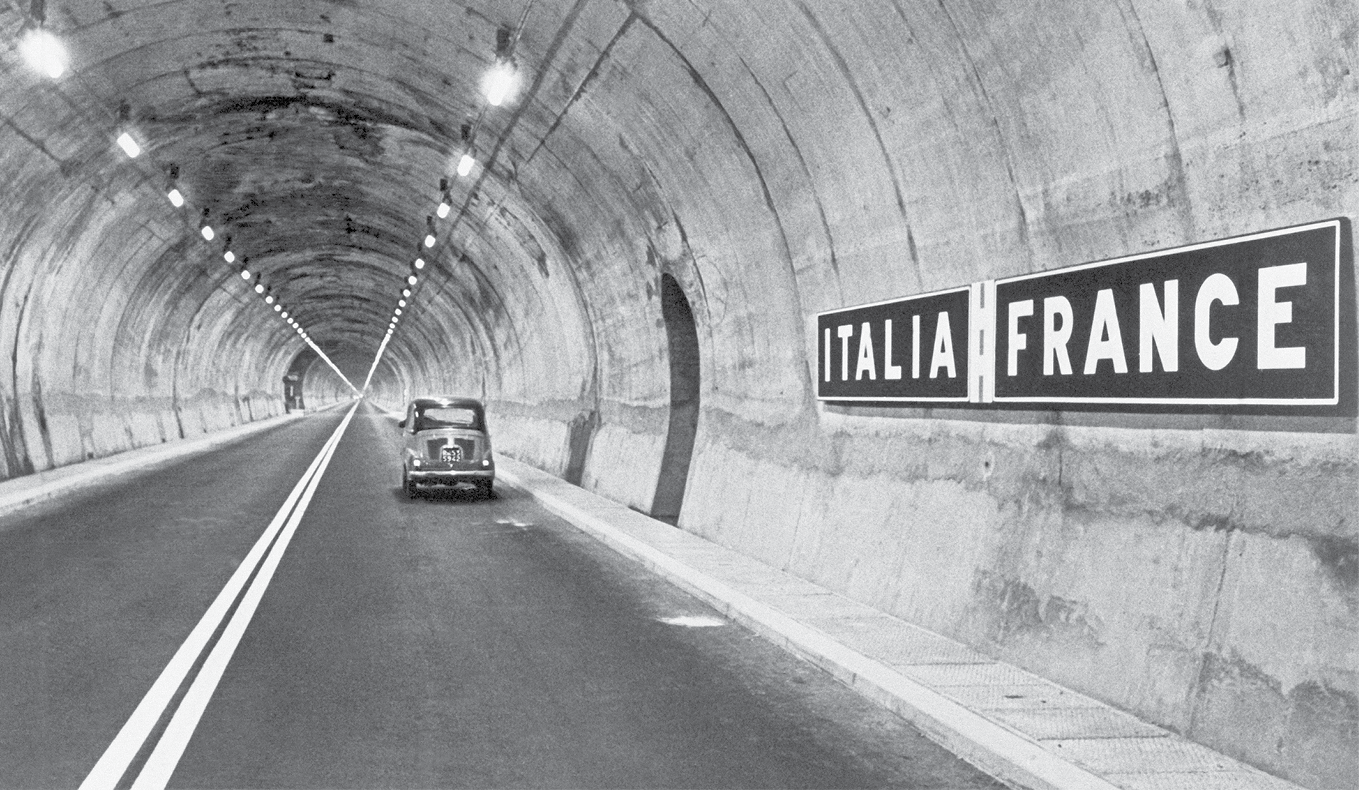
[410,396,484,410]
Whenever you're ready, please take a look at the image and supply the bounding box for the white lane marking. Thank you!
[128,402,358,790]
[79,403,358,790]
[659,615,727,628]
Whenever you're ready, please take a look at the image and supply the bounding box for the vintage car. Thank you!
[398,396,495,497]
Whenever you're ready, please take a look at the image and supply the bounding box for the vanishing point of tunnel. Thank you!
[0,1,1354,789]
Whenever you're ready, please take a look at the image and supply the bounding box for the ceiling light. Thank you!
[394,308,402,316]
[223,251,235,263]
[274,304,282,312]
[167,189,184,207]
[407,275,418,285]
[265,295,274,305]
[116,132,141,159]
[398,299,406,308]
[483,61,518,107]
[200,225,214,241]
[437,200,450,219]
[423,234,435,248]
[240,269,251,280]
[457,153,475,177]
[281,311,288,319]
[402,288,411,298]
[254,283,265,294]
[19,28,68,79]
[414,258,425,270]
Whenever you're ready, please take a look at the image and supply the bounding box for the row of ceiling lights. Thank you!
[361,20,527,394]
[14,4,360,394]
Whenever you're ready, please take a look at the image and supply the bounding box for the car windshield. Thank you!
[414,405,483,432]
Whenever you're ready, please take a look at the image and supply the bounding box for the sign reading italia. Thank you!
[817,218,1352,412]
[817,286,972,402]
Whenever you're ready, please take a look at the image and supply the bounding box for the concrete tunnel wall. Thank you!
[0,1,1354,787]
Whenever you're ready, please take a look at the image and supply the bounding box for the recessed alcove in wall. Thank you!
[651,274,700,525]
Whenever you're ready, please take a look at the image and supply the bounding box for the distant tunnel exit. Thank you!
[651,274,700,525]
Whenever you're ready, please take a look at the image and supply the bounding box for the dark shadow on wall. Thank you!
[651,274,701,525]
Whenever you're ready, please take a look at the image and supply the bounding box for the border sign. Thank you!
[817,219,1352,413]
[816,286,971,402]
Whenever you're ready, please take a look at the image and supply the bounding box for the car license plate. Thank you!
[440,446,462,462]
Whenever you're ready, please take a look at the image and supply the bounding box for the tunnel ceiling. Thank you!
[2,0,614,392]
[0,0,1353,418]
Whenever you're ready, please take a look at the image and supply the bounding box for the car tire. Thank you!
[481,480,494,499]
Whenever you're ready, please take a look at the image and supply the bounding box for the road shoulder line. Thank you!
[496,457,1304,790]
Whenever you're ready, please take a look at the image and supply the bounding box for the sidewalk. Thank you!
[0,404,341,522]
[497,456,1305,790]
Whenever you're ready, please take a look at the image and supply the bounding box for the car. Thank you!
[398,396,495,498]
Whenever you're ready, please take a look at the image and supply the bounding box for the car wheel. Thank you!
[481,480,494,499]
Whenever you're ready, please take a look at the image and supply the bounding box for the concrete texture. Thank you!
[498,455,1310,790]
[0,1,1353,785]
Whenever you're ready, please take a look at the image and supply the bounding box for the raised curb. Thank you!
[496,456,1306,790]
[0,402,346,521]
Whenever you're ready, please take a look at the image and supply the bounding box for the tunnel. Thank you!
[0,1,1355,788]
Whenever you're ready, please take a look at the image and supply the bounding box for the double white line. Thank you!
[80,402,360,790]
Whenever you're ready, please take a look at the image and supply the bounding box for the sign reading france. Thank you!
[816,218,1353,414]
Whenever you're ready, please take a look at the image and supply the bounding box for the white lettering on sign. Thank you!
[1139,280,1178,373]
[1194,273,1239,371]
[823,327,831,382]
[885,319,903,380]
[1257,263,1307,370]
[856,321,876,380]
[930,312,957,378]
[1084,289,1128,375]
[1043,296,1073,376]
[838,324,853,381]
[1008,299,1034,376]
[912,314,921,379]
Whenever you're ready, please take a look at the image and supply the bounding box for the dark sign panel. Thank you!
[817,286,970,402]
[992,219,1346,407]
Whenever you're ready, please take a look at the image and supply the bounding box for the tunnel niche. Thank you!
[650,274,701,525]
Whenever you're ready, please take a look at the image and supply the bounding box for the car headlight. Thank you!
[412,459,422,468]
[481,459,491,467]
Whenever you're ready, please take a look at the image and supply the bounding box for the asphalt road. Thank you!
[0,402,1003,789]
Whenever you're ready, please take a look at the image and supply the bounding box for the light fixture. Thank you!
[116,132,141,159]
[223,251,235,263]
[167,189,184,207]
[423,234,435,248]
[281,311,288,319]
[19,28,68,79]
[437,178,451,218]
[200,225,214,241]
[240,269,251,280]
[457,153,475,177]
[265,294,274,305]
[407,275,418,285]
[395,308,402,316]
[414,258,425,270]
[402,288,411,298]
[254,283,265,294]
[483,60,518,107]
[274,304,282,312]
[398,299,406,308]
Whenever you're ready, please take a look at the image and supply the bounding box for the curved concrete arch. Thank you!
[0,1,1353,785]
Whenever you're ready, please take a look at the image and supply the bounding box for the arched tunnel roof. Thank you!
[4,0,1354,428]
[1,3,1356,785]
